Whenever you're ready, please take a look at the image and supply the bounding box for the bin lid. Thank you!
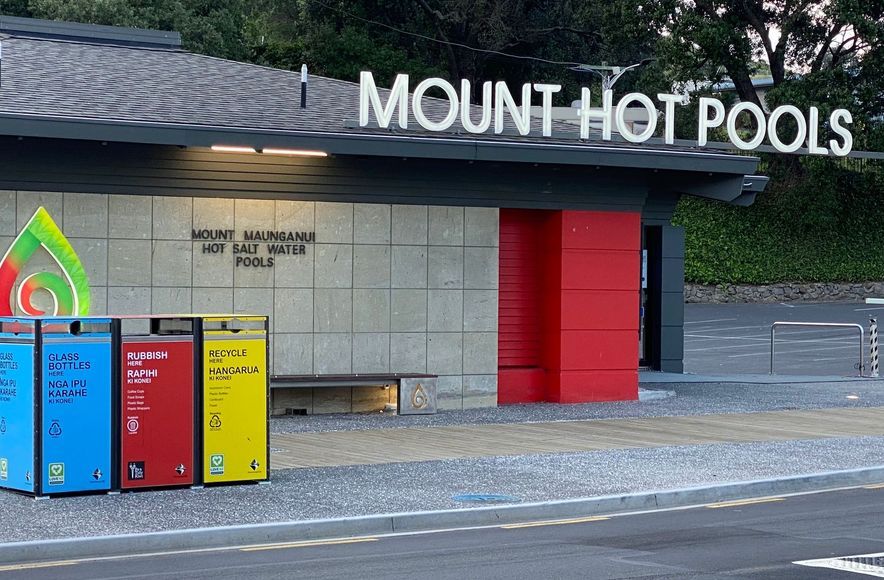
[0,317,35,337]
[201,316,267,332]
[40,318,112,336]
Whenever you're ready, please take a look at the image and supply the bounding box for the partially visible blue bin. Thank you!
[0,318,37,493]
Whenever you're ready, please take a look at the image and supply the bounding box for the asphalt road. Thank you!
[684,302,884,376]
[8,486,884,579]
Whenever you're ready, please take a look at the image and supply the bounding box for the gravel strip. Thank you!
[2,436,883,543]
[271,381,884,434]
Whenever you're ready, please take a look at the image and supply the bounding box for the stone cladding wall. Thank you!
[685,282,884,303]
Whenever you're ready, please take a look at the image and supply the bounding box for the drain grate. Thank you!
[795,552,884,577]
[451,493,521,503]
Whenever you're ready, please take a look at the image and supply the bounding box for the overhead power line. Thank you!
[305,0,584,67]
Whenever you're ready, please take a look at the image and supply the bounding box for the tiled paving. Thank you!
[270,406,884,469]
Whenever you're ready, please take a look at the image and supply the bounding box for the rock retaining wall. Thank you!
[685,282,884,303]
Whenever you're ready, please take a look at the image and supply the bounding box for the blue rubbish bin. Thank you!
[39,318,115,494]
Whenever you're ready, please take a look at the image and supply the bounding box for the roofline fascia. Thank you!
[0,112,760,176]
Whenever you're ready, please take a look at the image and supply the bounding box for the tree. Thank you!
[249,0,664,102]
[0,0,253,60]
[651,0,883,109]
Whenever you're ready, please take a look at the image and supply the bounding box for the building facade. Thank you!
[0,16,767,412]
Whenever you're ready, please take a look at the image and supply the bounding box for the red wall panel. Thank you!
[498,208,640,405]
[547,370,639,403]
[559,330,638,370]
[561,250,639,290]
[547,210,640,402]
[498,210,547,403]
[498,368,546,404]
[560,290,638,330]
[561,211,640,251]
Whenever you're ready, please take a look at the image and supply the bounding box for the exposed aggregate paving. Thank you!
[1,435,883,543]
[271,380,884,434]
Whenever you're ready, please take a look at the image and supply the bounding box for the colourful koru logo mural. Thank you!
[0,207,91,316]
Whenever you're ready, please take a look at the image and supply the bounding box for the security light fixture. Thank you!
[210,145,257,154]
[210,145,328,157]
[262,148,327,157]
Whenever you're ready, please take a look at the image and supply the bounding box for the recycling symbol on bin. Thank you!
[250,459,260,471]
[209,414,222,429]
[48,420,62,437]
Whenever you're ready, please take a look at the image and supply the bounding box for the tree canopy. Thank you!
[0,0,881,146]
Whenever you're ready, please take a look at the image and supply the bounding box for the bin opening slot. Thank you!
[203,317,266,332]
[150,318,193,335]
[121,318,151,336]
[42,319,112,335]
[0,320,35,336]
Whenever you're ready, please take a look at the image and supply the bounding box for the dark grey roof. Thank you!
[0,31,762,184]
[0,34,336,130]
[0,15,181,48]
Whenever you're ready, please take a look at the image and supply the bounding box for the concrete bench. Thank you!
[270,374,438,414]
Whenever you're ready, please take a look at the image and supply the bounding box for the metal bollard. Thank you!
[870,317,879,378]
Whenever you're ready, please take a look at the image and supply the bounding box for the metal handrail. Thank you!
[770,322,865,376]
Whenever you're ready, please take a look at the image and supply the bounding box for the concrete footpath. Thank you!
[1,379,884,563]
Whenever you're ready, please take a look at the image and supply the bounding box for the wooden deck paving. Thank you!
[269,407,884,470]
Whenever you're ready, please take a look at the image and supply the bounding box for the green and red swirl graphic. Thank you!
[0,207,90,316]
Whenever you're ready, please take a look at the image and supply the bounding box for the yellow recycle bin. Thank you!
[199,316,269,485]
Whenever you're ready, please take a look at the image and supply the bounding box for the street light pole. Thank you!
[570,58,656,91]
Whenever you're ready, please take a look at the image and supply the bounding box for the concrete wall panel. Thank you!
[0,191,15,235]
[7,191,500,412]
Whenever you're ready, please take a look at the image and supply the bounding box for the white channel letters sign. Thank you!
[359,71,854,156]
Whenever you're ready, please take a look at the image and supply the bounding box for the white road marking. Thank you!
[772,338,858,345]
[855,307,884,312]
[685,340,856,354]
[691,338,857,352]
[240,538,378,552]
[795,552,884,577]
[683,325,770,333]
[809,356,863,363]
[687,326,866,339]
[684,318,738,325]
[686,343,779,353]
[729,343,860,358]
[500,515,610,529]
[685,334,771,343]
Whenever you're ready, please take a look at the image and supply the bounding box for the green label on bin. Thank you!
[48,462,64,485]
[209,454,224,475]
[0,458,7,481]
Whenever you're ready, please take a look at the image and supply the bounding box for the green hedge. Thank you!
[672,158,884,285]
